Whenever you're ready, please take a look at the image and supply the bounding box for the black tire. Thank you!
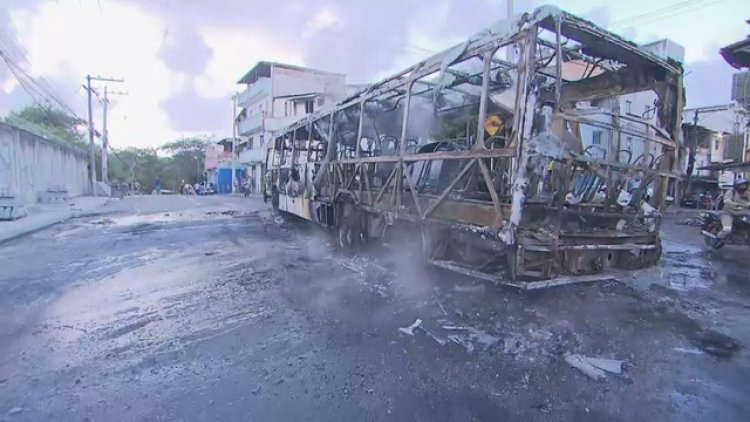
[702,220,724,249]
[271,188,279,211]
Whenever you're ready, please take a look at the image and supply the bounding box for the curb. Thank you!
[0,198,110,245]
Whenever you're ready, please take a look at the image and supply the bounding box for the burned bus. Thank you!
[263,5,683,289]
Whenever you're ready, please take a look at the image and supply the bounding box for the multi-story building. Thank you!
[682,102,749,188]
[204,138,233,192]
[578,39,685,167]
[731,71,750,110]
[235,62,346,192]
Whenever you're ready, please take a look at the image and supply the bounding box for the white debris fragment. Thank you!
[565,192,582,205]
[442,325,500,353]
[420,327,447,346]
[564,354,606,380]
[616,190,632,207]
[398,319,422,336]
[564,353,625,380]
[641,200,659,216]
[673,346,704,355]
[585,357,623,374]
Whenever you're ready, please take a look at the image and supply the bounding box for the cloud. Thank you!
[160,81,230,133]
[684,57,737,107]
[5,0,747,149]
[306,8,340,34]
[159,25,213,75]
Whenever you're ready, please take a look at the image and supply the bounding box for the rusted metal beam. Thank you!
[374,166,397,205]
[523,243,656,252]
[573,154,679,178]
[401,161,424,218]
[554,16,563,108]
[335,147,516,164]
[344,163,359,190]
[474,49,494,150]
[476,158,504,225]
[558,113,674,149]
[423,159,477,219]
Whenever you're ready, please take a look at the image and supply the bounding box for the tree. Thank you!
[3,104,86,148]
[160,136,210,189]
[108,147,168,193]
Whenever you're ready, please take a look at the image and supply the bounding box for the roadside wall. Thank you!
[0,122,88,206]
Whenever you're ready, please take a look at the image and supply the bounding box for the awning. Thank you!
[697,161,750,171]
[720,36,750,69]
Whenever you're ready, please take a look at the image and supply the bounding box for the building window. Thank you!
[592,130,603,145]
[248,137,254,150]
[284,101,289,117]
[714,138,720,150]
[625,100,632,115]
[317,97,324,107]
[305,99,315,114]
[626,136,633,152]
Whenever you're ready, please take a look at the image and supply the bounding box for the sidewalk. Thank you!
[0,196,110,244]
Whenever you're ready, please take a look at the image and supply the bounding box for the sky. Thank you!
[1,0,749,149]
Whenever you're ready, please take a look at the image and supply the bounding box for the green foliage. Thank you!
[159,136,210,189]
[160,137,209,154]
[108,147,166,193]
[431,119,475,143]
[3,105,86,148]
[106,136,211,193]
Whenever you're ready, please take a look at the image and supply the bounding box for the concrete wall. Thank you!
[0,123,88,205]
[271,66,346,104]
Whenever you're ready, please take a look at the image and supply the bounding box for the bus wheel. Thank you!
[271,189,279,211]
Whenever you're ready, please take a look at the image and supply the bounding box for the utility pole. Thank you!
[102,86,109,184]
[86,75,95,195]
[100,88,127,185]
[84,75,124,194]
[231,93,238,194]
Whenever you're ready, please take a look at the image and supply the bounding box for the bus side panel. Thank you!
[279,193,315,222]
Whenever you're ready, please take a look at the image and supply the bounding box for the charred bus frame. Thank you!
[264,6,683,289]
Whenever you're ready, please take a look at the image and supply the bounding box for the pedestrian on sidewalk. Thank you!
[242,177,250,197]
[155,177,161,195]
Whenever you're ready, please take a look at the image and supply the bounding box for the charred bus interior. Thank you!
[265,6,683,288]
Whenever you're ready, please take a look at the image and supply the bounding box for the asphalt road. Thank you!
[1,195,749,421]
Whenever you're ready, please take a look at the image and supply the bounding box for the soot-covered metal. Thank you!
[264,5,683,288]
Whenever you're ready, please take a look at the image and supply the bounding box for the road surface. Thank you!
[1,194,749,421]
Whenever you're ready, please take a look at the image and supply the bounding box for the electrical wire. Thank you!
[611,0,725,28]
[0,30,82,119]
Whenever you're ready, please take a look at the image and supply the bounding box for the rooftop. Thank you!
[237,61,345,85]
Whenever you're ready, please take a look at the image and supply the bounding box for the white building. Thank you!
[578,39,685,165]
[235,62,346,192]
[682,102,749,186]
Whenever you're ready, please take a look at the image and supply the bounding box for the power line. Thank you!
[0,28,82,119]
[0,51,51,109]
[611,0,703,26]
[611,0,725,28]
[0,48,83,119]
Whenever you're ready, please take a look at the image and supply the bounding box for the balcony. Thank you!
[238,77,271,108]
[238,113,263,135]
[239,147,266,164]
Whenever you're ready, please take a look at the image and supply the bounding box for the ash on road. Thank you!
[1,195,749,421]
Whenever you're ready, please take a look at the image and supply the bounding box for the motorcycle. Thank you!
[701,211,750,248]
